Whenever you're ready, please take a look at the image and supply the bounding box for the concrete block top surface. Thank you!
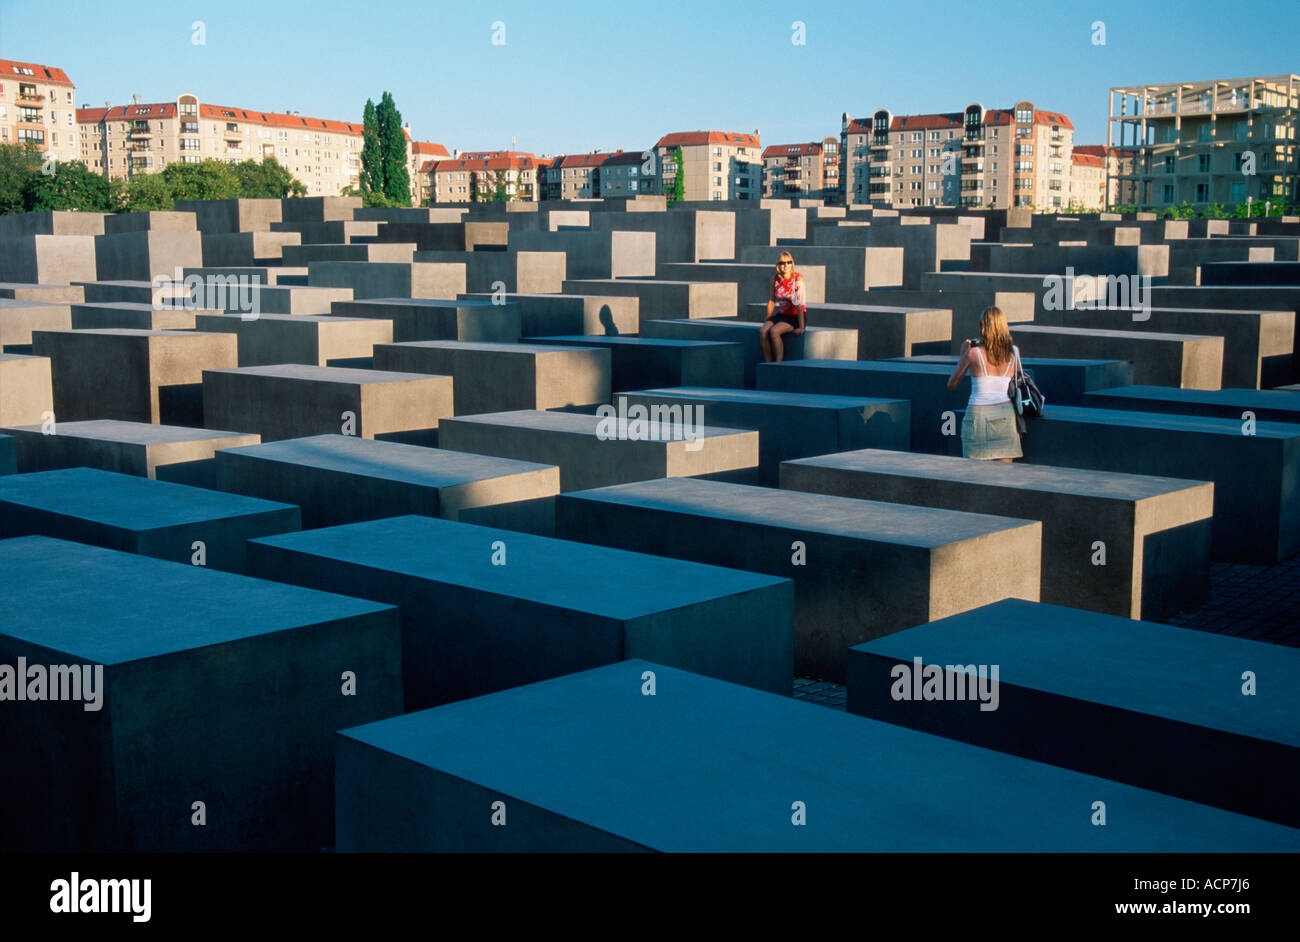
[0,298,69,310]
[0,419,254,445]
[0,467,296,529]
[855,599,1299,745]
[528,336,736,350]
[786,448,1211,501]
[567,477,1038,546]
[1086,385,1300,410]
[1043,405,1300,440]
[629,387,908,411]
[381,340,596,356]
[337,659,1297,851]
[253,515,787,619]
[205,364,438,384]
[447,409,748,442]
[221,434,555,485]
[1015,325,1219,343]
[0,535,393,664]
[339,297,502,308]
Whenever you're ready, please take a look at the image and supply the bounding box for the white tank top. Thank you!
[968,346,1016,406]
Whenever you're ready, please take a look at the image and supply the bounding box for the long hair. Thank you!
[776,250,795,278]
[978,306,1013,366]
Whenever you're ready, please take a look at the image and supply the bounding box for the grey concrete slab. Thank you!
[588,209,735,264]
[70,301,199,331]
[860,287,1035,353]
[270,219,379,244]
[563,278,738,319]
[366,220,507,252]
[465,291,638,336]
[971,243,1169,281]
[335,659,1299,851]
[0,282,85,303]
[94,230,202,283]
[281,242,416,266]
[34,328,238,425]
[0,419,259,479]
[76,279,189,306]
[662,261,827,310]
[1036,305,1293,389]
[249,515,792,709]
[814,221,971,288]
[617,388,909,486]
[0,298,73,349]
[193,281,353,315]
[0,467,300,574]
[438,409,758,491]
[0,433,13,475]
[329,297,521,343]
[1016,405,1300,563]
[640,318,858,388]
[193,313,393,367]
[102,211,197,234]
[175,198,283,233]
[527,336,745,391]
[307,260,467,300]
[739,245,905,295]
[412,250,566,294]
[1201,261,1300,286]
[0,210,107,238]
[0,353,53,426]
[848,598,1300,828]
[0,535,400,852]
[881,356,1136,408]
[556,477,1041,681]
[213,433,559,528]
[782,448,1212,620]
[511,230,655,279]
[1012,324,1224,390]
[738,301,951,361]
[199,230,301,266]
[279,196,360,223]
[373,340,609,415]
[1083,385,1300,424]
[203,364,452,442]
[1166,239,1274,284]
[0,235,97,285]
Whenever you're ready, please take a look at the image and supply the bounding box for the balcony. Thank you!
[224,127,243,140]
[129,128,151,139]
[961,162,984,175]
[868,167,890,178]
[870,138,890,149]
[16,91,44,105]
[960,182,983,192]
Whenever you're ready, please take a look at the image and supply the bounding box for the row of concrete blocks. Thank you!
[1,520,1295,851]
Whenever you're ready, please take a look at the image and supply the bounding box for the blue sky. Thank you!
[2,0,1297,154]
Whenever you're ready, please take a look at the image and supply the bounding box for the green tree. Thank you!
[22,159,115,212]
[160,159,240,201]
[233,157,307,198]
[668,146,685,203]
[0,141,43,214]
[122,172,174,212]
[360,98,380,196]
[1203,202,1228,219]
[377,92,410,205]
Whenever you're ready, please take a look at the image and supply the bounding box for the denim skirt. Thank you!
[962,401,1022,460]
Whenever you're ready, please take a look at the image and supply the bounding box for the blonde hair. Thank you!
[776,251,794,270]
[978,306,1013,366]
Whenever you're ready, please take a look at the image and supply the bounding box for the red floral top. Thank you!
[771,272,806,319]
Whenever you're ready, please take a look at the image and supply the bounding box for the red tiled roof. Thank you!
[656,131,759,148]
[1072,153,1104,167]
[762,142,823,158]
[0,59,74,88]
[1073,144,1116,159]
[429,155,540,172]
[412,141,450,157]
[553,152,613,169]
[845,118,871,134]
[892,113,964,131]
[847,107,1077,133]
[75,100,362,134]
[604,151,644,166]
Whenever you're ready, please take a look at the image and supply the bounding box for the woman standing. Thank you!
[759,251,806,363]
[945,306,1023,462]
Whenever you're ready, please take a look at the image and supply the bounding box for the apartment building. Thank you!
[1070,145,1119,209]
[77,93,366,195]
[654,131,761,201]
[1107,74,1299,208]
[410,140,450,205]
[0,59,78,165]
[599,150,648,198]
[761,137,840,202]
[841,102,1075,210]
[539,150,647,200]
[425,151,542,203]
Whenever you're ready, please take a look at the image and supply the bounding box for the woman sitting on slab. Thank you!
[759,251,806,363]
[945,305,1022,462]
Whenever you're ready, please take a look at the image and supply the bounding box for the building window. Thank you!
[1196,182,1209,201]
[1198,154,1211,172]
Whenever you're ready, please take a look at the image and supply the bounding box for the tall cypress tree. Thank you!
[360,98,380,196]
[377,92,410,206]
